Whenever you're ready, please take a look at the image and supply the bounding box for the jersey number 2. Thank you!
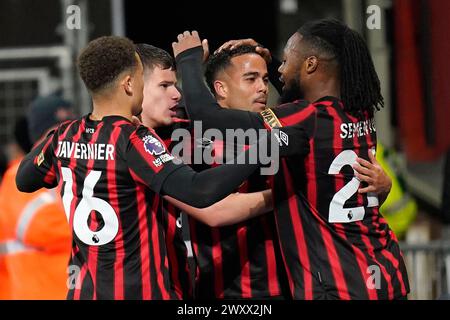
[61,167,119,246]
[328,150,378,223]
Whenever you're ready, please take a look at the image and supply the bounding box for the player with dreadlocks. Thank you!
[172,18,409,299]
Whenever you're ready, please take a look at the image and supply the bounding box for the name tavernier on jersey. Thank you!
[56,141,115,160]
[55,132,174,168]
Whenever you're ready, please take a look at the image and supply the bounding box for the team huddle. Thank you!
[15,19,409,300]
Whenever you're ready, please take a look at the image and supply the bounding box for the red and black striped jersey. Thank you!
[187,137,288,299]
[175,48,409,300]
[156,123,194,299]
[189,175,287,299]
[269,96,410,299]
[33,114,186,300]
[158,118,288,299]
[158,200,192,299]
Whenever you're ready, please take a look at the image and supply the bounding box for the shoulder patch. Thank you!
[143,135,166,156]
[37,151,45,166]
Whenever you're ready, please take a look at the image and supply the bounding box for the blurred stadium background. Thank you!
[0,0,449,300]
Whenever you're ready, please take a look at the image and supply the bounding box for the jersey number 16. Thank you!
[61,167,119,246]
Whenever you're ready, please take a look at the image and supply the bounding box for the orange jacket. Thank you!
[0,159,71,299]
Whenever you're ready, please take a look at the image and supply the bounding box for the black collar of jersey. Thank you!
[85,113,132,125]
[313,96,342,104]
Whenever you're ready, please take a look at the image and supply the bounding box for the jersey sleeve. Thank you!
[126,125,183,193]
[16,131,58,192]
[269,102,317,139]
[33,131,58,186]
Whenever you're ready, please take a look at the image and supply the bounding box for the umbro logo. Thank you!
[279,131,289,146]
[273,130,289,146]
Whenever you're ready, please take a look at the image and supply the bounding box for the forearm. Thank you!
[164,189,273,227]
[161,153,261,208]
[176,46,263,131]
[159,123,305,208]
[378,184,391,206]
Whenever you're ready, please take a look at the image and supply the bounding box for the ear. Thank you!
[121,75,133,96]
[213,80,227,99]
[305,56,319,74]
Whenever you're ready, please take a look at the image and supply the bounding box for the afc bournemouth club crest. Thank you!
[143,135,165,156]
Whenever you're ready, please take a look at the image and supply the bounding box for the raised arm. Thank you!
[128,125,307,209]
[173,31,266,133]
[163,189,273,227]
[159,124,307,207]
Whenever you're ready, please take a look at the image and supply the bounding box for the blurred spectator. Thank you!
[0,94,74,299]
[4,116,32,166]
[378,143,418,239]
[0,147,7,184]
[27,95,74,144]
[12,117,32,155]
[0,117,30,299]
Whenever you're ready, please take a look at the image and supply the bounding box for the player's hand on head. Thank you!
[215,38,272,64]
[255,46,272,64]
[172,30,203,58]
[216,39,257,53]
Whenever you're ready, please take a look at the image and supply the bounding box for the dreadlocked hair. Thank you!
[298,19,384,118]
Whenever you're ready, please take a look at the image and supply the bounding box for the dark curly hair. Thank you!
[205,45,262,96]
[77,36,138,94]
